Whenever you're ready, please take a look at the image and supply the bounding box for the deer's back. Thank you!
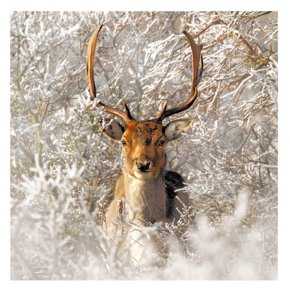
[164,170,184,218]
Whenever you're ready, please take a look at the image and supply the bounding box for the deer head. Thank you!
[86,25,203,181]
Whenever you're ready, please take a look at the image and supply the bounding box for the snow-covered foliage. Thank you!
[10,11,278,279]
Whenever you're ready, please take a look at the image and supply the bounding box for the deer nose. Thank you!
[136,161,151,172]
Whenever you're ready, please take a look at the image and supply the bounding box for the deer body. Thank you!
[105,170,185,229]
[105,171,187,264]
[105,175,167,233]
[119,174,167,224]
[85,25,203,262]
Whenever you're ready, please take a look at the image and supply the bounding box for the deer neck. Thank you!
[123,173,167,225]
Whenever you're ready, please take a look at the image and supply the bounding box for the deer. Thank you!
[86,25,203,264]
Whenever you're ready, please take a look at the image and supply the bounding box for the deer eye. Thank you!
[158,140,165,147]
[121,140,127,146]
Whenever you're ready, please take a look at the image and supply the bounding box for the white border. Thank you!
[2,1,289,289]
[7,0,279,11]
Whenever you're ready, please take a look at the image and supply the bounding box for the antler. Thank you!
[86,25,134,123]
[156,31,203,122]
[86,27,202,124]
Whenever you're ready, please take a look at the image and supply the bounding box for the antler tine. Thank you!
[86,25,102,100]
[157,31,203,122]
[86,25,133,123]
[183,31,203,90]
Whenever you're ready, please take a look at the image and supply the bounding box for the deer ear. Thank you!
[164,119,192,141]
[103,120,124,141]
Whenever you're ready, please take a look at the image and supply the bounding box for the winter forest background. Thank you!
[10,11,278,279]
